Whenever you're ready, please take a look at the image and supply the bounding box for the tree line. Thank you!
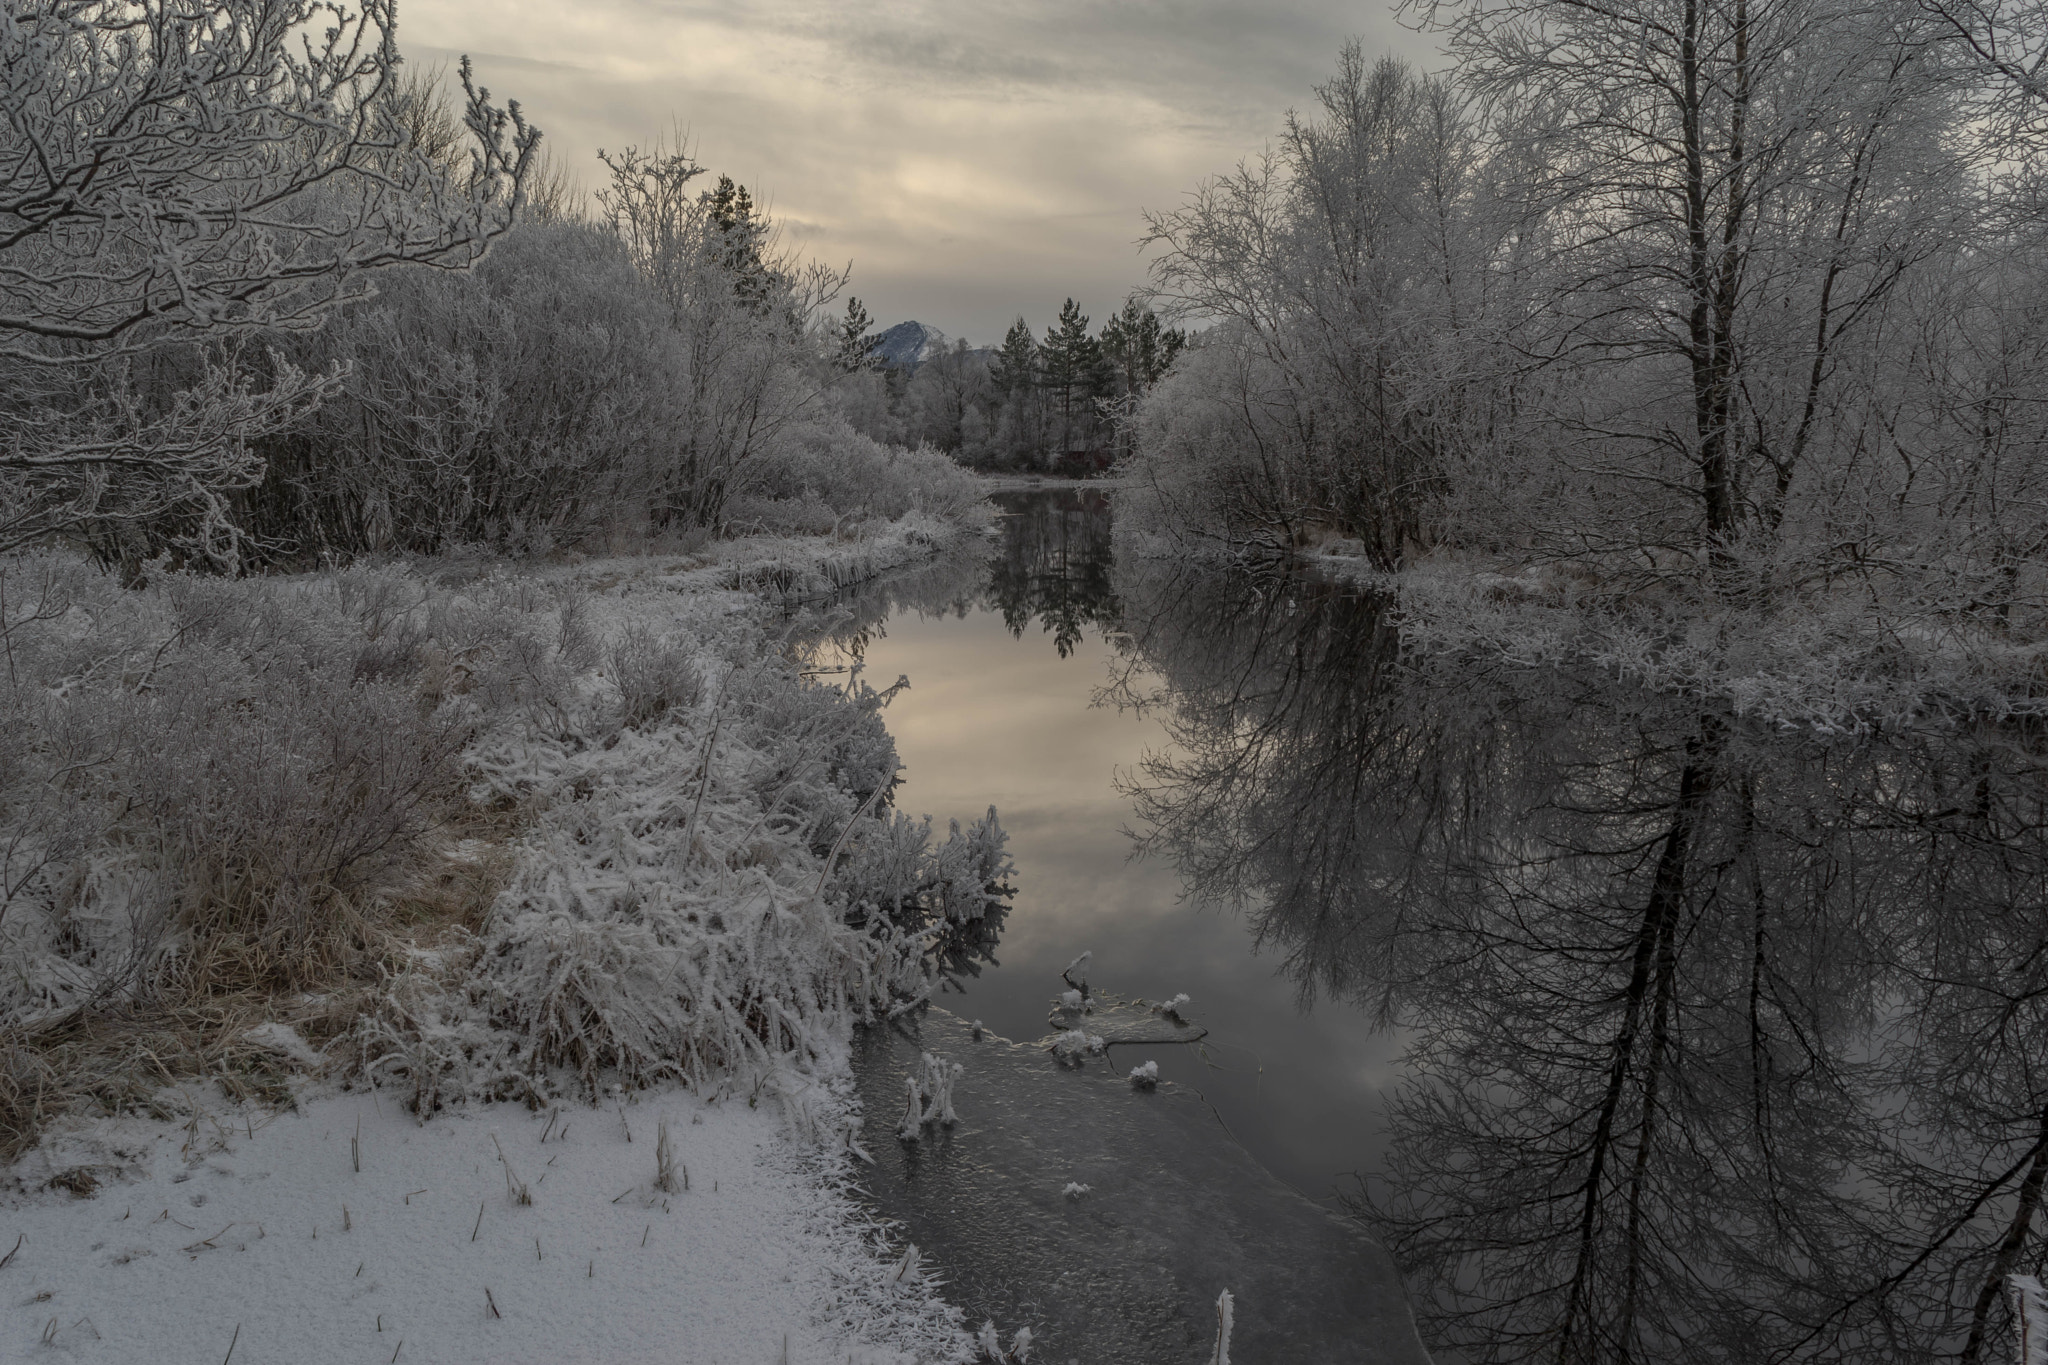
[1127,1,2048,630]
[0,0,981,577]
[829,296,1185,473]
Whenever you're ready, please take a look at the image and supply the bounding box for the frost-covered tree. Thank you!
[1423,0,1972,589]
[0,0,536,567]
[240,218,689,558]
[900,339,994,455]
[1132,16,2048,618]
[597,143,845,526]
[1141,49,1497,564]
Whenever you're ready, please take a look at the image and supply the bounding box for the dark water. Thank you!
[814,490,1404,1208]
[852,1007,1429,1365]
[819,489,2048,1365]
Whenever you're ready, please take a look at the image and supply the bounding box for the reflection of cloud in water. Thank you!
[830,492,2048,1362]
[839,497,1403,1204]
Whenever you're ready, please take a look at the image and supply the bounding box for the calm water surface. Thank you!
[820,489,1401,1205]
[812,487,2048,1365]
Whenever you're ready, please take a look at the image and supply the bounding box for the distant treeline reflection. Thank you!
[984,489,1118,656]
[1106,558,2048,1365]
[809,487,1122,659]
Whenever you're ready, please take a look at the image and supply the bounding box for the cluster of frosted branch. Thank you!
[0,0,537,561]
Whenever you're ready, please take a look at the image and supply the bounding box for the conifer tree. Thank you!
[1040,299,1100,450]
[704,175,771,309]
[1100,296,1187,395]
[990,317,1040,396]
[837,296,881,372]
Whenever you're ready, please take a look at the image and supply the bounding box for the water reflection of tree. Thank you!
[1109,559,2048,1365]
[795,489,1123,668]
[984,488,1120,656]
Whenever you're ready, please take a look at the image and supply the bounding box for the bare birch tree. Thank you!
[1393,0,1972,590]
[0,0,536,567]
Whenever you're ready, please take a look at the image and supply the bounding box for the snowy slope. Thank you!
[0,1080,965,1364]
[871,323,946,371]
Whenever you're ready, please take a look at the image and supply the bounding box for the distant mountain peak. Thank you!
[873,320,947,370]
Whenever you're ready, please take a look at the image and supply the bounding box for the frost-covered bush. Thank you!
[349,567,1013,1109]
[730,420,994,532]
[0,519,1007,1155]
[1120,332,1311,559]
[835,807,1015,989]
[244,221,690,560]
[0,557,470,1027]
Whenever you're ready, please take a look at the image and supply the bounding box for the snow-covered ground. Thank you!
[0,510,1003,1364]
[1,1078,960,1364]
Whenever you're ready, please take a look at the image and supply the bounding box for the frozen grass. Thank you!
[350,529,1011,1115]
[1389,557,2048,730]
[0,510,1002,1360]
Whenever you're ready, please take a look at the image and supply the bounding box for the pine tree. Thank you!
[1040,299,1099,450]
[704,175,771,309]
[837,296,880,372]
[991,317,1039,396]
[1100,295,1186,395]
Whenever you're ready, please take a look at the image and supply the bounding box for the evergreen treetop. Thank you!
[837,296,880,371]
[991,316,1040,395]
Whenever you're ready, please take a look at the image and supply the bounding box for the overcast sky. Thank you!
[402,1,1437,344]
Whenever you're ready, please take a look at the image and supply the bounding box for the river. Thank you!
[810,485,2048,1365]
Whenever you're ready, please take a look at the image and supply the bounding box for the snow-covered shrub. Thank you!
[1120,333,1304,561]
[731,419,993,531]
[835,807,1015,987]
[352,577,1012,1110]
[1048,1030,1105,1065]
[0,557,470,1026]
[607,624,703,731]
[245,220,689,561]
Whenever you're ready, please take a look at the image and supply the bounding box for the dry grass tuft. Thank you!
[0,555,564,1158]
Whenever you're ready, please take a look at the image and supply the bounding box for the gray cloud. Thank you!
[405,0,1436,341]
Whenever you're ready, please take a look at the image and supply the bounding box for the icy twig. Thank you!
[654,1119,681,1195]
[1061,950,1092,998]
[896,1075,925,1141]
[490,1134,532,1205]
[921,1052,963,1126]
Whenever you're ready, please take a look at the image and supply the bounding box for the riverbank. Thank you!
[1114,518,2048,731]
[0,510,1002,1362]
